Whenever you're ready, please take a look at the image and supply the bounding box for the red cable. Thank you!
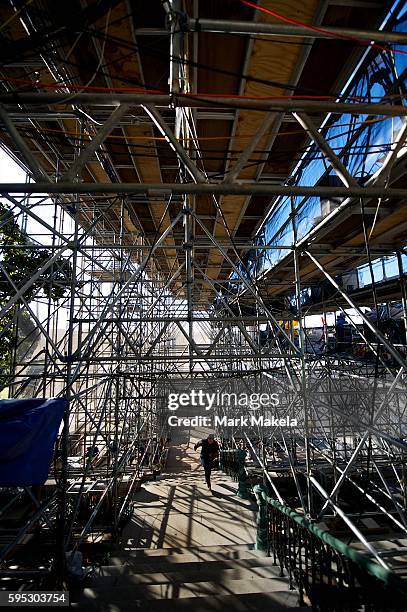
[2,76,405,102]
[241,0,358,41]
[240,0,407,57]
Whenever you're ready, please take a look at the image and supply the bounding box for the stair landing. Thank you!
[122,472,257,550]
[73,429,304,610]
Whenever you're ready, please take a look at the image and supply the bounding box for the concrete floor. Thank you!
[75,424,305,610]
[122,423,257,550]
[122,473,257,550]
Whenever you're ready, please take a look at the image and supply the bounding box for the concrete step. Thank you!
[119,543,257,555]
[97,556,279,578]
[111,549,267,565]
[80,575,290,599]
[74,589,304,611]
[113,543,267,565]
[92,563,282,585]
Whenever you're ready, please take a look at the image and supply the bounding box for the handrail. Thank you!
[219,448,407,608]
[255,485,407,596]
[219,449,250,499]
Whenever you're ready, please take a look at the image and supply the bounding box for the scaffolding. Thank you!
[0,0,406,588]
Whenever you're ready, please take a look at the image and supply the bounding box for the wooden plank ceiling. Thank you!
[0,0,390,306]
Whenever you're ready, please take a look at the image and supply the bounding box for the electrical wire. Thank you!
[1,1,399,234]
[16,115,389,143]
[41,6,113,107]
[0,12,405,103]
[13,130,395,173]
[2,72,406,103]
[240,0,407,57]
[0,0,122,63]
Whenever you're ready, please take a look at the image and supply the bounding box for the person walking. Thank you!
[194,433,219,492]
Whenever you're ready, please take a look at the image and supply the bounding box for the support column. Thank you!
[253,483,269,552]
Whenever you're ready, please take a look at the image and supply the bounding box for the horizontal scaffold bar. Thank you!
[186,18,407,44]
[65,354,294,361]
[0,93,405,116]
[0,182,406,198]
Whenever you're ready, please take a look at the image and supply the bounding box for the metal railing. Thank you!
[219,448,250,499]
[219,449,407,611]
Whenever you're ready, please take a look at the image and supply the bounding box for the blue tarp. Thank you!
[0,398,66,486]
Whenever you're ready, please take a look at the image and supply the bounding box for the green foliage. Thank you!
[0,201,73,389]
[0,311,16,389]
[0,202,73,303]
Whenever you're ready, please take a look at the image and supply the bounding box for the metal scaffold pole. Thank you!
[0,0,406,598]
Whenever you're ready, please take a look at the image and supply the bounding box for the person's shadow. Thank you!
[132,487,161,503]
[210,489,256,510]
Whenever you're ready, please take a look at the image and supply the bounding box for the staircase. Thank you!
[76,548,305,611]
[73,472,305,611]
[72,424,306,610]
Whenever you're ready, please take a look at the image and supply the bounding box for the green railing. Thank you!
[220,449,407,611]
[219,448,251,499]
